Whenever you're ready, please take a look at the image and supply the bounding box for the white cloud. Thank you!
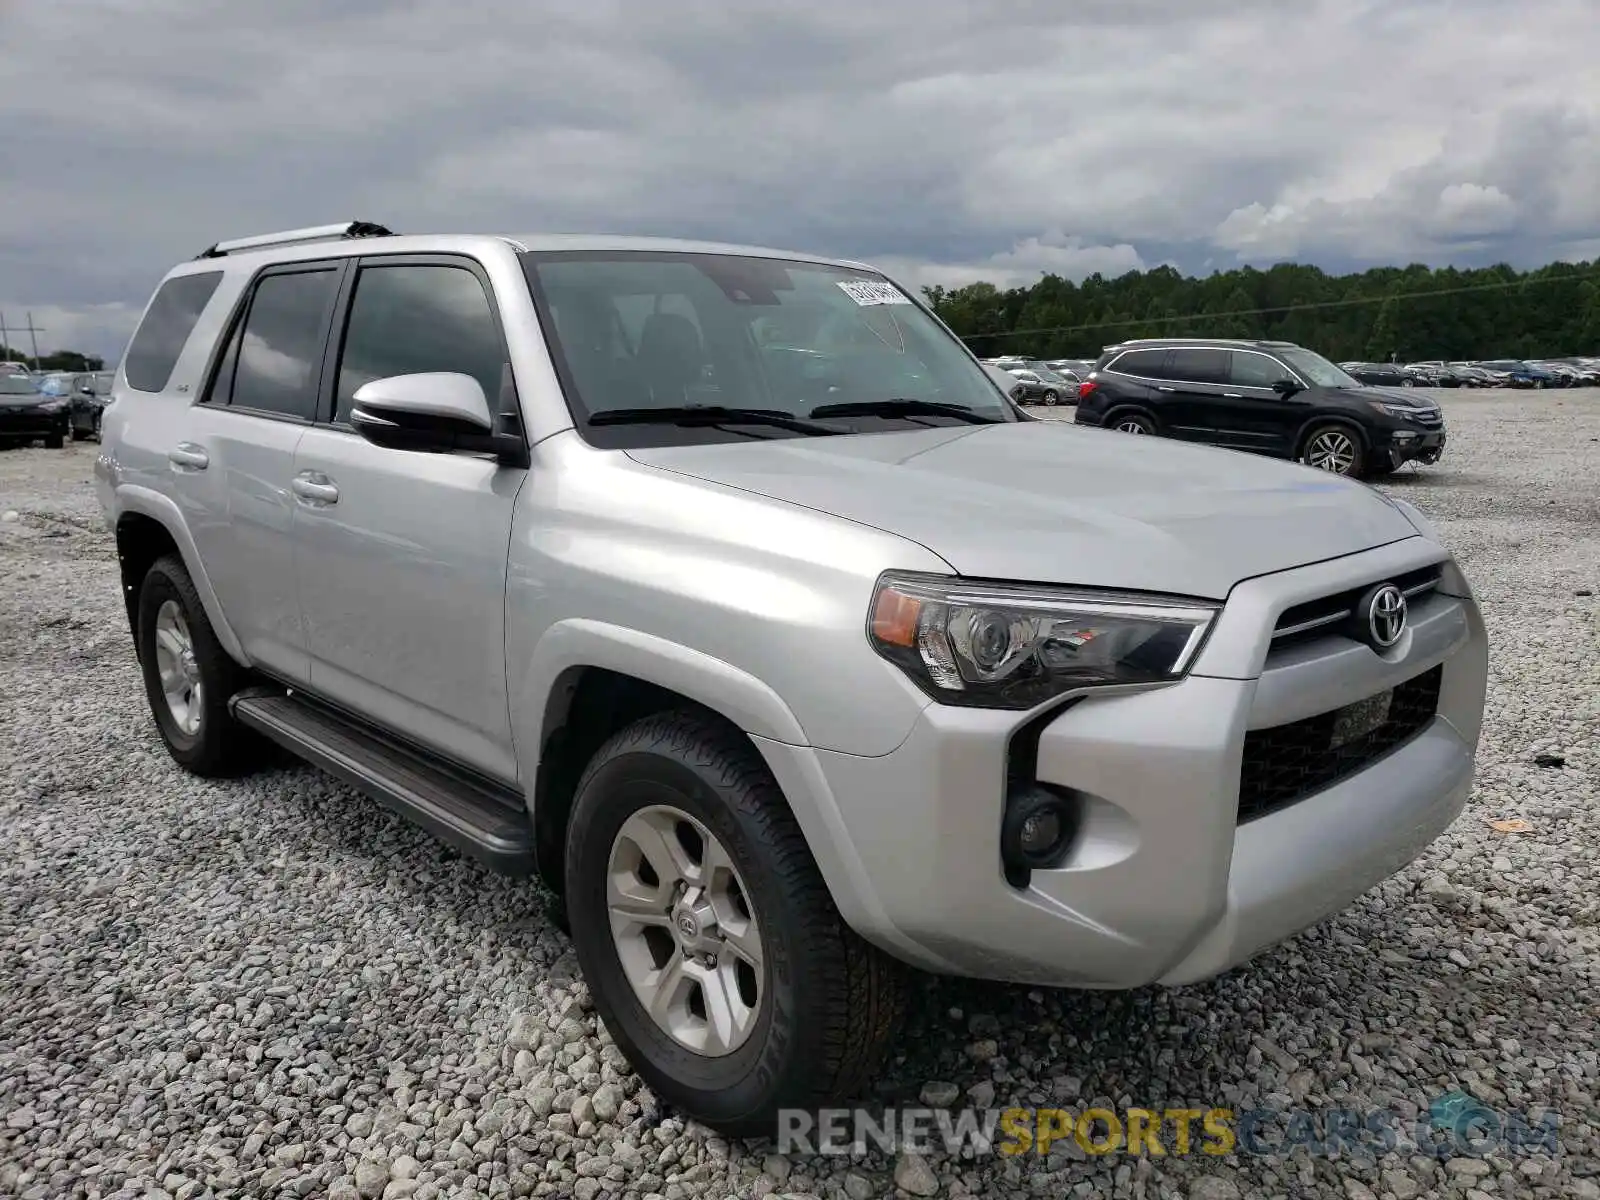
[2,0,1599,360]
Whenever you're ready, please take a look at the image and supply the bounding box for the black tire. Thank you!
[136,554,261,776]
[44,433,64,449]
[1299,421,1367,477]
[70,424,89,442]
[92,411,104,441]
[1107,410,1156,435]
[1042,390,1059,406]
[564,710,904,1138]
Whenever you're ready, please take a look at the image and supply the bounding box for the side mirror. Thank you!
[1271,378,1301,395]
[349,372,527,466]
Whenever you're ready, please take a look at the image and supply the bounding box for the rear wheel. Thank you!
[136,554,261,776]
[1300,423,1365,477]
[1109,411,1155,435]
[564,710,904,1137]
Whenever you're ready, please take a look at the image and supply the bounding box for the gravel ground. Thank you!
[2,390,1597,1200]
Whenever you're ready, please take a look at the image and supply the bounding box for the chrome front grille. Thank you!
[1271,564,1443,647]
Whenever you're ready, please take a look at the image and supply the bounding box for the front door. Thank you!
[1213,348,1309,456]
[291,256,525,783]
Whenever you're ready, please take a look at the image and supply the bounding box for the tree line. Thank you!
[923,258,1600,363]
[0,345,105,372]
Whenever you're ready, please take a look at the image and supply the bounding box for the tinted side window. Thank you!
[1110,349,1167,377]
[1229,351,1287,387]
[334,265,504,424]
[124,270,224,392]
[1165,348,1228,384]
[230,269,340,420]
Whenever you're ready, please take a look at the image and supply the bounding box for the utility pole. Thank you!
[26,312,44,371]
[0,311,46,369]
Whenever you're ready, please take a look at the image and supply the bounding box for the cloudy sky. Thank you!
[4,0,1599,362]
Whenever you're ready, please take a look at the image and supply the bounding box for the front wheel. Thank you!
[1300,423,1365,476]
[44,433,64,449]
[136,555,261,776]
[564,711,904,1138]
[1042,390,1059,406]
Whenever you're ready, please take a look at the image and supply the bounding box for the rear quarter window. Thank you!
[1107,348,1168,377]
[124,270,225,393]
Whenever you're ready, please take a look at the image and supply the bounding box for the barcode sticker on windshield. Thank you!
[837,280,911,306]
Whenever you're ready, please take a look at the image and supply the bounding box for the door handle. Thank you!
[1156,386,1175,393]
[291,472,339,505]
[167,443,209,471]
[1222,392,1242,398]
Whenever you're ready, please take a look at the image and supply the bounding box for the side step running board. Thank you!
[230,687,536,874]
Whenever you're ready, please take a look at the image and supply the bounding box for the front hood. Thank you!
[627,423,1420,600]
[0,396,52,410]
[1350,386,1436,408]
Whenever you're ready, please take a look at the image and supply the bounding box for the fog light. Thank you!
[1019,810,1062,854]
[1001,783,1079,875]
[1393,431,1418,442]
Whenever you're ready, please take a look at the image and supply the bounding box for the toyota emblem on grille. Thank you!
[1363,584,1408,648]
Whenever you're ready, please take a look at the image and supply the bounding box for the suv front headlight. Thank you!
[868,571,1219,709]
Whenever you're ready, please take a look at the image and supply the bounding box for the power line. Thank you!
[958,266,1600,342]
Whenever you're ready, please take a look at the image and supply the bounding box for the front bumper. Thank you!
[784,538,1487,988]
[1378,424,1446,464]
[0,408,69,440]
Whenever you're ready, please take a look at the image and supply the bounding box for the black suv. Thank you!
[1075,339,1446,478]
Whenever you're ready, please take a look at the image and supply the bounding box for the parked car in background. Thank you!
[1003,365,1075,405]
[1079,338,1446,478]
[1404,362,1464,387]
[1340,361,1415,387]
[1473,360,1553,388]
[982,363,1028,404]
[1,361,32,376]
[1445,364,1500,387]
[1529,360,1583,387]
[1045,358,1095,378]
[0,372,69,448]
[68,370,117,440]
[1546,358,1600,385]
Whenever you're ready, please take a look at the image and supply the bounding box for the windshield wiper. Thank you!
[588,405,839,436]
[807,399,1000,425]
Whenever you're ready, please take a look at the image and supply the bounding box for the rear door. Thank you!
[1159,346,1231,443]
[290,254,525,783]
[167,260,344,683]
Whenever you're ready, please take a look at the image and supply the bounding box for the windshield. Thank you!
[521,251,1012,445]
[1277,347,1361,388]
[0,375,41,395]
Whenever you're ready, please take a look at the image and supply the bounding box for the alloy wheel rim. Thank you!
[1115,419,1147,434]
[606,804,764,1057]
[1306,430,1357,474]
[153,600,203,735]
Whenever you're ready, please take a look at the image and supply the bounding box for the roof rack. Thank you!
[196,221,395,259]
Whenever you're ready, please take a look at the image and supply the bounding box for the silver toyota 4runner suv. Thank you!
[97,221,1488,1136]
